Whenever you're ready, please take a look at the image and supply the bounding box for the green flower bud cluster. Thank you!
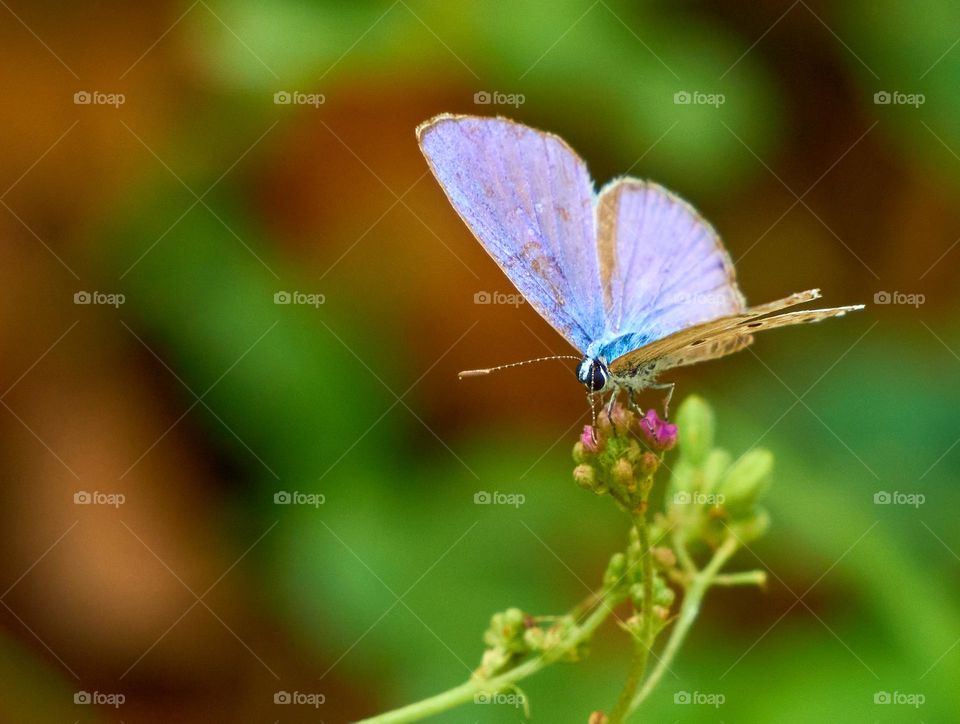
[477,607,528,677]
[572,404,671,512]
[669,396,773,545]
[476,606,584,679]
[601,531,679,633]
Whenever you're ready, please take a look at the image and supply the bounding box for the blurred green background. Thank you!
[0,0,957,722]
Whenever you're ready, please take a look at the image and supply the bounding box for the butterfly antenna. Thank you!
[458,355,581,379]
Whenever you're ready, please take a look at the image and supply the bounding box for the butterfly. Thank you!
[417,114,863,414]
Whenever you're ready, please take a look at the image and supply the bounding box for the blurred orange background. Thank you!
[1,1,958,722]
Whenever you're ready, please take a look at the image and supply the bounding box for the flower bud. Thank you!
[638,451,660,477]
[484,607,527,654]
[611,403,632,430]
[652,546,677,569]
[718,449,773,518]
[729,508,771,543]
[580,425,603,454]
[612,458,634,489]
[701,448,732,494]
[523,626,546,651]
[638,409,677,450]
[669,459,697,494]
[604,552,627,589]
[573,463,597,490]
[653,578,675,606]
[676,395,714,465]
[572,441,587,464]
[478,646,511,677]
[596,410,613,438]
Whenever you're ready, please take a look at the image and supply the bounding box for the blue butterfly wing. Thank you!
[418,115,604,353]
[594,179,746,362]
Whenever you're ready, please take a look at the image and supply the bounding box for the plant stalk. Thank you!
[359,590,625,724]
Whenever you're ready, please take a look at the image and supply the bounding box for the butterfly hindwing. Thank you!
[418,114,603,353]
[609,289,863,374]
[595,180,745,351]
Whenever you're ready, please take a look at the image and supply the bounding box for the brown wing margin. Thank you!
[608,289,863,374]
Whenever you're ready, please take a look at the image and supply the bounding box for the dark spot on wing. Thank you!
[556,206,570,222]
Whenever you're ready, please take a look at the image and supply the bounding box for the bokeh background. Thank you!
[0,1,958,722]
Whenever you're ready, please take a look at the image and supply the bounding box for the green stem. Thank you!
[712,569,766,587]
[358,591,625,724]
[607,510,654,724]
[627,536,740,714]
[672,525,698,575]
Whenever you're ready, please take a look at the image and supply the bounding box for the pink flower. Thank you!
[581,425,602,453]
[638,409,678,451]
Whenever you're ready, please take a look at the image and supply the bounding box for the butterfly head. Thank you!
[576,357,609,393]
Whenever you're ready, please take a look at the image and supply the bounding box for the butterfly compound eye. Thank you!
[576,358,608,392]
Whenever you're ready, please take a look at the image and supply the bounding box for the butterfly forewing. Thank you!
[418,114,603,353]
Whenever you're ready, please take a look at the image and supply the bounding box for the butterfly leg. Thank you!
[605,388,619,421]
[587,391,600,442]
[626,390,646,422]
[649,382,675,418]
